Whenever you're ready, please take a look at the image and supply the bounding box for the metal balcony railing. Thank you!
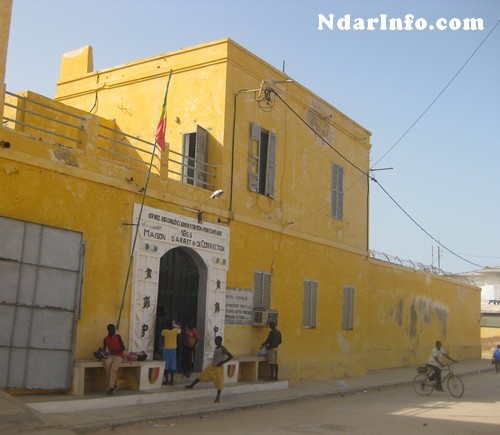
[2,91,217,190]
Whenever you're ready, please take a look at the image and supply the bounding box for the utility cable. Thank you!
[268,87,486,269]
[372,18,500,169]
[270,89,368,178]
[371,177,484,268]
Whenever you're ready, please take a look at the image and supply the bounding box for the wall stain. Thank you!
[408,297,449,339]
[395,299,403,326]
[53,149,79,167]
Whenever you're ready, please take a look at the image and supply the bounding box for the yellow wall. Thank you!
[1,37,481,384]
[481,327,500,358]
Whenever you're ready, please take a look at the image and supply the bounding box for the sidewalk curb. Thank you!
[66,366,496,434]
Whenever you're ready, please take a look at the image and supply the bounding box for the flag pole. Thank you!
[116,70,173,330]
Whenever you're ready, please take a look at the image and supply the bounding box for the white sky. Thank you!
[5,0,500,273]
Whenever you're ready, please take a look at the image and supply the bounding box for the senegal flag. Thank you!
[155,70,172,152]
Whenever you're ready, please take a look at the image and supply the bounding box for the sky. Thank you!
[5,0,500,274]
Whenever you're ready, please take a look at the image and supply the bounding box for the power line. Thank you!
[270,90,367,177]
[372,18,500,169]
[269,87,486,269]
[371,178,484,268]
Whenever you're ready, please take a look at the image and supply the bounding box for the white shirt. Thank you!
[428,346,446,366]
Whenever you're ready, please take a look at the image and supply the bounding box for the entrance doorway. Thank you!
[155,247,202,370]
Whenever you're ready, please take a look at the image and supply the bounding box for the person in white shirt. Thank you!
[427,340,457,391]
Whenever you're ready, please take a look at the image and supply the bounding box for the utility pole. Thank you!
[432,245,442,269]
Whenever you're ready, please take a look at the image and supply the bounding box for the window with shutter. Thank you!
[303,279,318,328]
[342,286,355,330]
[249,123,261,192]
[249,122,276,197]
[265,132,276,198]
[182,125,209,188]
[254,270,271,310]
[332,163,344,220]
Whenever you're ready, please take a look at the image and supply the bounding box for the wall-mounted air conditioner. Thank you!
[267,309,278,326]
[252,309,279,327]
[252,309,268,327]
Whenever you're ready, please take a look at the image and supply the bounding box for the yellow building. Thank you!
[0,3,480,391]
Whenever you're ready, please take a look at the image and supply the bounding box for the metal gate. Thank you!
[0,216,84,390]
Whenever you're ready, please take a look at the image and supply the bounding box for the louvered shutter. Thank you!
[195,125,208,188]
[310,281,317,327]
[249,123,261,192]
[303,281,311,327]
[262,273,271,309]
[342,286,354,330]
[265,131,276,198]
[254,270,271,310]
[332,164,344,220]
[303,280,318,328]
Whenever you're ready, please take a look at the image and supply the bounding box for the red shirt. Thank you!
[104,334,125,357]
[184,328,200,348]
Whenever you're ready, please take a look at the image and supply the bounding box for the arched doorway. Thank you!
[155,247,204,370]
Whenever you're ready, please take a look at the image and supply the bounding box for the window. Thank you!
[331,163,344,220]
[254,270,271,310]
[182,125,209,188]
[342,286,355,330]
[303,279,318,328]
[249,123,276,197]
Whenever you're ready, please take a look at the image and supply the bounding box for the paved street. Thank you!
[92,371,500,434]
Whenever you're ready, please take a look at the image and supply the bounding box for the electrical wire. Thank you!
[370,178,484,268]
[372,18,500,169]
[270,89,367,177]
[268,87,486,269]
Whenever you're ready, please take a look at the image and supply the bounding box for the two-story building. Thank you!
[0,1,480,392]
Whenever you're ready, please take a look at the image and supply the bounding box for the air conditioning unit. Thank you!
[252,309,268,327]
[267,309,279,326]
[252,309,279,327]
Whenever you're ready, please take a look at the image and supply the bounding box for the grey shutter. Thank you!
[254,271,263,308]
[342,286,354,330]
[332,164,344,220]
[249,123,261,192]
[182,133,191,184]
[195,125,208,188]
[262,272,271,309]
[310,281,317,327]
[265,131,276,198]
[303,280,318,328]
[254,270,271,310]
[303,281,311,327]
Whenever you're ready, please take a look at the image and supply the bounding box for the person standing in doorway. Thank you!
[161,319,180,385]
[185,336,233,402]
[182,320,200,377]
[262,320,282,381]
[102,323,125,395]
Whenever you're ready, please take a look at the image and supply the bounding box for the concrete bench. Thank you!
[71,359,165,396]
[235,355,268,382]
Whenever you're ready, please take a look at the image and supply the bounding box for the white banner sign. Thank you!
[225,287,254,325]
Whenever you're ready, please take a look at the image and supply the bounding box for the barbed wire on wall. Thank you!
[368,250,476,285]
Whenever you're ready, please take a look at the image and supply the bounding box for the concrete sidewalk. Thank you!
[1,358,495,434]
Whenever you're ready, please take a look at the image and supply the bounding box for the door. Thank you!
[0,216,84,390]
[155,247,200,357]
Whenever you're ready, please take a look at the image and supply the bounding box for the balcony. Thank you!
[2,90,217,191]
